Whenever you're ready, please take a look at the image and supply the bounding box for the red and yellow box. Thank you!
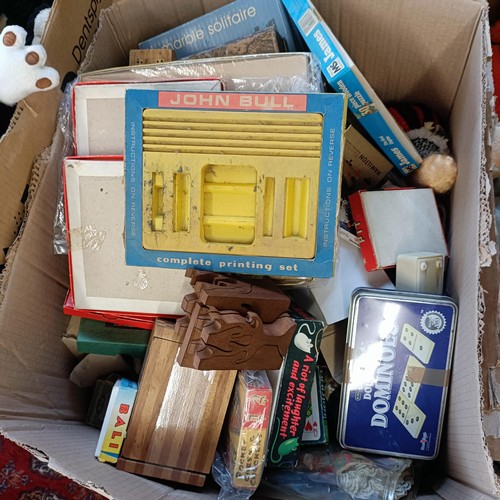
[226,370,272,490]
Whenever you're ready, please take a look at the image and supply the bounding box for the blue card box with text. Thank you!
[124,89,346,278]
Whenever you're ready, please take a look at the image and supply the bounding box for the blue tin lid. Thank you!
[337,287,458,460]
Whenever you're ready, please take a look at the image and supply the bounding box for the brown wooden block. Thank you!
[194,312,296,370]
[186,269,290,323]
[177,303,235,368]
[117,320,237,486]
[180,291,201,314]
[185,269,221,284]
[176,298,295,370]
[116,458,206,487]
[129,48,175,65]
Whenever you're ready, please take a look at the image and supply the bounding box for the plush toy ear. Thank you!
[0,25,59,106]
[32,7,52,44]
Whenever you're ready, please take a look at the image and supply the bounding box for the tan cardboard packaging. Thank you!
[0,0,112,266]
[0,0,498,498]
[343,124,393,189]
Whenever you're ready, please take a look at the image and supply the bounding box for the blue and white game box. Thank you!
[281,0,422,175]
[139,0,298,58]
[338,287,458,460]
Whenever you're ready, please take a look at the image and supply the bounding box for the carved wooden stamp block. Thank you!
[176,270,296,370]
[186,268,291,323]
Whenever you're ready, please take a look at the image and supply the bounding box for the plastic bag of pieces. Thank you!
[52,76,78,255]
[258,443,416,500]
[213,451,257,500]
[212,370,273,500]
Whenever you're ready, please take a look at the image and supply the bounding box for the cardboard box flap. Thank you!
[480,6,500,417]
[316,0,482,120]
[0,129,84,421]
[435,477,500,499]
[442,4,500,495]
[83,0,481,118]
[0,422,217,499]
[0,0,112,267]
[0,0,496,497]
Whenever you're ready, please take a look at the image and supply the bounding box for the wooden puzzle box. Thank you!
[0,0,498,498]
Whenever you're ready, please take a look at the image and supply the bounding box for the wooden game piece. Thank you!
[175,271,296,369]
[186,269,291,323]
[176,301,212,367]
[176,298,296,370]
[177,303,242,368]
[185,268,221,284]
[116,320,237,487]
[129,48,175,65]
[194,311,296,370]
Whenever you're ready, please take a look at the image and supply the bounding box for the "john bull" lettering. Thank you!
[158,92,308,111]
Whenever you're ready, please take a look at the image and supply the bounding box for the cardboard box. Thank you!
[79,52,322,92]
[94,378,138,464]
[349,188,449,271]
[0,0,498,498]
[224,370,272,490]
[63,289,165,330]
[186,27,286,59]
[282,0,422,175]
[73,79,223,155]
[266,307,324,468]
[63,157,192,316]
[342,124,393,190]
[85,376,116,429]
[76,318,151,358]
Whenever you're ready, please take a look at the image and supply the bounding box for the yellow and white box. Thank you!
[95,378,138,464]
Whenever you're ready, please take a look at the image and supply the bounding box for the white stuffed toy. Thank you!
[0,24,59,106]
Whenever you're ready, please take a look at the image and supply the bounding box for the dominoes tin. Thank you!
[337,287,458,459]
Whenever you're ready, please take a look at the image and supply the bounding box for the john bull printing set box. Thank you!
[124,89,346,278]
[338,288,458,460]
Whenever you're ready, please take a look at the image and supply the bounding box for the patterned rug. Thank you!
[0,434,107,500]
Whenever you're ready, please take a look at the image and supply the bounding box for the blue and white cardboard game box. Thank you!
[338,288,458,460]
[124,89,346,278]
[282,0,422,175]
[138,0,298,58]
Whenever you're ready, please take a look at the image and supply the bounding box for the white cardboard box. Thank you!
[73,79,222,155]
[0,0,498,498]
[349,188,449,271]
[64,158,191,315]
